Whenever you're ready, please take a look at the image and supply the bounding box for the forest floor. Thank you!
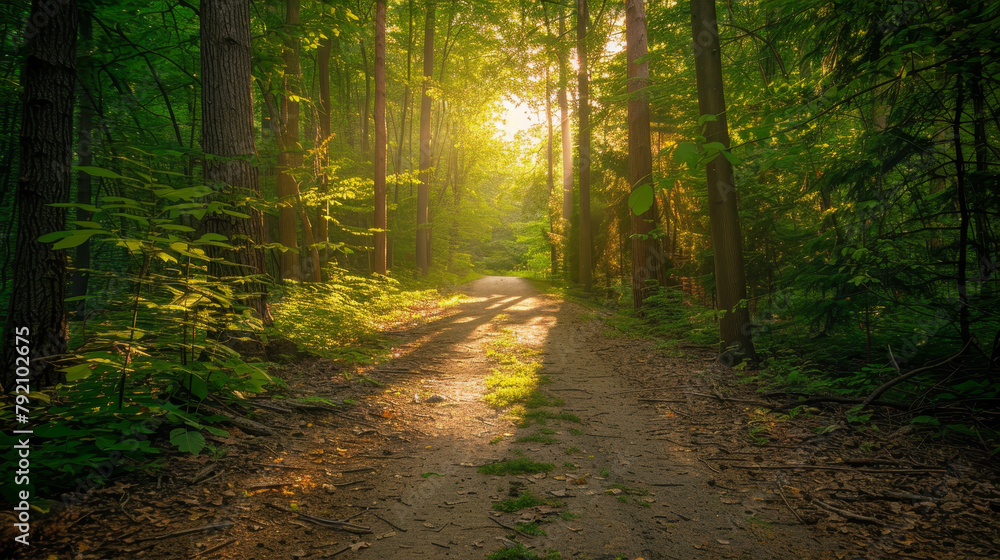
[20,276,1000,560]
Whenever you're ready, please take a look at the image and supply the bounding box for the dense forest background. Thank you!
[1,0,998,504]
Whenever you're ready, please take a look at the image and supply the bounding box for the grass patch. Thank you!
[515,522,547,536]
[485,544,561,560]
[492,492,547,512]
[564,446,581,455]
[478,458,555,476]
[483,328,548,409]
[518,409,581,428]
[516,433,559,444]
[559,511,580,520]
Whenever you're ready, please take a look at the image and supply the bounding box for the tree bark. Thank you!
[277,0,302,281]
[690,0,755,363]
[316,36,332,263]
[626,0,663,311]
[558,14,574,282]
[71,7,94,320]
[201,0,273,329]
[416,1,435,276]
[373,0,388,275]
[2,0,77,392]
[577,0,593,291]
[546,66,558,277]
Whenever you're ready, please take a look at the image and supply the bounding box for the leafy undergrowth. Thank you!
[270,266,463,362]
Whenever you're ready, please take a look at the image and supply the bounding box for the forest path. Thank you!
[40,276,854,560]
[305,276,837,559]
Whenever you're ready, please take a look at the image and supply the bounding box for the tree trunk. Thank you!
[71,7,93,320]
[953,76,970,344]
[416,1,435,276]
[558,14,574,282]
[373,0,388,275]
[316,37,332,264]
[202,0,273,329]
[690,0,755,363]
[577,0,593,291]
[361,40,371,157]
[2,0,77,392]
[278,0,303,281]
[546,66,558,277]
[626,0,663,311]
[395,0,415,205]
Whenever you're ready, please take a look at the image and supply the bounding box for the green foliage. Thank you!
[478,458,555,476]
[270,270,460,362]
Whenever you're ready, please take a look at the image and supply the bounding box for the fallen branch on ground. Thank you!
[813,499,885,525]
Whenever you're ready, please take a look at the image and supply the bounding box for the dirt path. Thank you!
[24,276,865,560]
[262,276,839,559]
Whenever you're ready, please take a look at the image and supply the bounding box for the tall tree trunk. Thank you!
[202,0,273,328]
[277,0,302,281]
[546,66,558,277]
[558,14,574,282]
[361,40,371,156]
[373,0,388,275]
[626,0,663,311]
[71,7,94,320]
[416,1,435,276]
[577,0,593,291]
[953,76,970,344]
[2,0,77,392]
[690,0,755,363]
[316,37,332,264]
[394,0,415,205]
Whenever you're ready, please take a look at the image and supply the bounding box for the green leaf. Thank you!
[169,428,206,454]
[673,142,700,167]
[197,233,228,243]
[628,183,655,215]
[721,150,743,166]
[421,472,445,478]
[158,224,196,232]
[698,113,718,127]
[703,141,726,151]
[51,230,107,250]
[73,166,132,180]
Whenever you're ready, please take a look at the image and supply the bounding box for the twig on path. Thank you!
[370,512,408,532]
[584,432,626,439]
[488,516,535,538]
[696,456,720,473]
[263,503,372,533]
[684,392,774,407]
[254,463,312,470]
[638,398,686,403]
[813,500,885,526]
[140,522,235,542]
[718,464,945,474]
[331,479,365,487]
[612,386,682,396]
[339,466,377,474]
[431,541,451,548]
[775,484,806,525]
[190,538,236,558]
[247,482,292,491]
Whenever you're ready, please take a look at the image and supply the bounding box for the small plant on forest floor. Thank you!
[485,544,561,560]
[569,428,583,435]
[563,461,577,470]
[492,492,549,512]
[518,410,581,428]
[564,446,581,455]
[599,467,611,478]
[478,458,555,476]
[515,522,547,536]
[559,511,580,520]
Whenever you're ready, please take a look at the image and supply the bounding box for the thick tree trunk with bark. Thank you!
[576,0,592,291]
[690,0,755,363]
[416,1,435,276]
[2,0,77,392]
[626,0,663,311]
[546,66,558,276]
[373,0,388,275]
[277,0,303,281]
[201,0,273,329]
